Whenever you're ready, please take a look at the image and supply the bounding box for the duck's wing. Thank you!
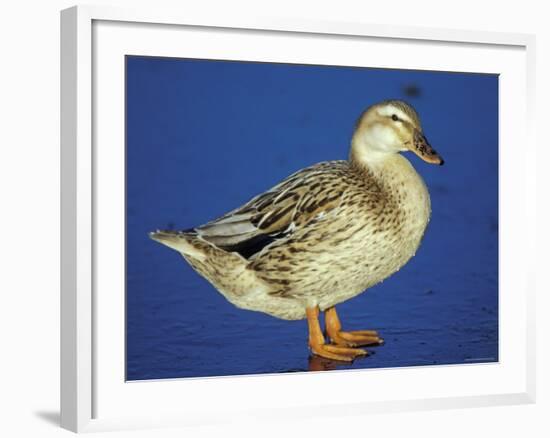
[193,161,353,259]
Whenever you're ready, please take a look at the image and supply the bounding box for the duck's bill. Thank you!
[409,130,444,165]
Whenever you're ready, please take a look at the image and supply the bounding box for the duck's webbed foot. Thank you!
[306,306,368,362]
[310,342,368,362]
[325,307,384,347]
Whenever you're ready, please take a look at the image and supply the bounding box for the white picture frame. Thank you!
[60,4,536,433]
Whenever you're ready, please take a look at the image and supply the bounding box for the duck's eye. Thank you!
[391,114,399,121]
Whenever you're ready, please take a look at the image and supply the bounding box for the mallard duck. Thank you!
[150,100,443,362]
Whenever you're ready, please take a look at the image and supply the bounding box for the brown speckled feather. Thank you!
[195,161,383,259]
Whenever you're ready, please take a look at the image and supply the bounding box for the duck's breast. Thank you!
[313,155,431,309]
[361,154,431,285]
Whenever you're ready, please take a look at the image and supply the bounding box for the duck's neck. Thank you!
[349,137,408,176]
[349,139,431,225]
[349,137,429,205]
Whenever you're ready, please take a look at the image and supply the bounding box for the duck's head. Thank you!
[351,100,444,166]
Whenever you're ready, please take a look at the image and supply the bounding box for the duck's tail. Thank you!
[149,229,256,301]
[149,229,207,260]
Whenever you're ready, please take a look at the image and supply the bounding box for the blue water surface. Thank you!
[126,56,498,380]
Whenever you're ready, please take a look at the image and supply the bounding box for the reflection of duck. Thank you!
[308,354,350,372]
[151,100,443,362]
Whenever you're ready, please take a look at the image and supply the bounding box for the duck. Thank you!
[150,99,444,362]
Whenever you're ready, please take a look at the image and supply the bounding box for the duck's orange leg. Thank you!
[306,306,368,362]
[325,307,384,347]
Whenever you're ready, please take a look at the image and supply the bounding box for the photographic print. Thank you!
[126,56,498,380]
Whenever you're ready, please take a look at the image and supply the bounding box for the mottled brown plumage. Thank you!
[151,100,444,360]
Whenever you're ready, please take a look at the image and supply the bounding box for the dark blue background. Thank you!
[126,56,498,380]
